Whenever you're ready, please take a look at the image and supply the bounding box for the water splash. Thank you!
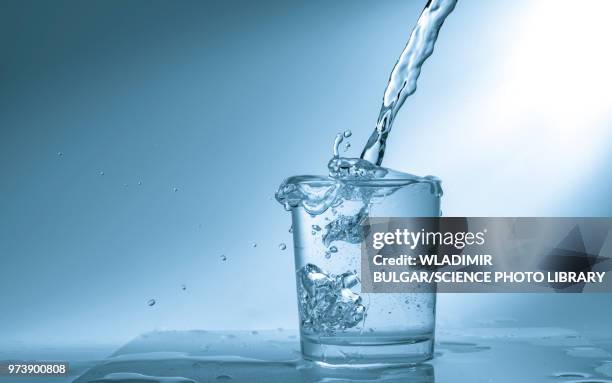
[274,0,450,343]
[89,372,196,383]
[297,264,365,335]
[361,0,457,165]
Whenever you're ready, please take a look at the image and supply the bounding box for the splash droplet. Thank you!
[343,130,352,138]
[344,142,351,152]
[147,299,156,307]
[279,243,287,250]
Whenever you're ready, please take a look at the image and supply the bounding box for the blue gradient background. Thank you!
[1,0,611,351]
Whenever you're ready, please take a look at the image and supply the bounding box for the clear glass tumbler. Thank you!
[288,175,442,366]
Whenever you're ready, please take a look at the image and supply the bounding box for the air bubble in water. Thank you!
[279,243,287,250]
[147,299,156,306]
[297,264,365,334]
[340,271,359,288]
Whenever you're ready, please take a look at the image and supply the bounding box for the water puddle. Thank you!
[89,372,196,383]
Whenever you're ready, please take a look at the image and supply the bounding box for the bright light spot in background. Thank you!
[389,0,612,217]
[492,0,612,184]
[388,0,612,328]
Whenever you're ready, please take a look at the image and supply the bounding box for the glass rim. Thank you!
[285,174,441,188]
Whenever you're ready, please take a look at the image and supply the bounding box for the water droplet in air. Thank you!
[312,225,322,231]
[289,225,293,233]
[279,243,287,250]
[173,187,179,192]
[181,284,187,291]
[325,251,332,259]
[147,299,156,306]
[137,181,142,186]
[344,142,351,152]
[343,130,352,138]
[99,171,104,176]
[57,151,63,157]
[220,254,227,261]
[252,242,257,248]
[329,246,338,253]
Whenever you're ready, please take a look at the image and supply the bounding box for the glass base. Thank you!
[300,334,434,366]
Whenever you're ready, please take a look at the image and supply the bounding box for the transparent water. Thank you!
[275,0,456,365]
[361,0,458,165]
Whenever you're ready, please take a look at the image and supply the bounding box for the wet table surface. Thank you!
[67,327,612,383]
